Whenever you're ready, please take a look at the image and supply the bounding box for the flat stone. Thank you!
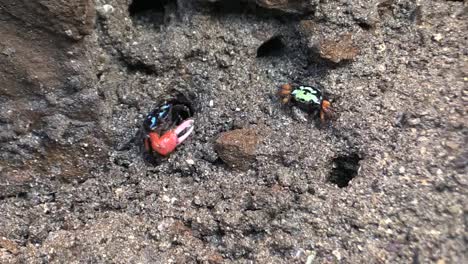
[318,33,359,63]
[214,128,260,170]
[255,0,315,14]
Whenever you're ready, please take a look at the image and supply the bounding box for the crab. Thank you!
[143,101,194,157]
[278,83,333,122]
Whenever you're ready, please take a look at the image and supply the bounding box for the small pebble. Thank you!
[102,4,114,14]
[376,43,386,53]
[186,159,195,165]
[193,196,202,206]
[433,33,443,42]
[114,188,124,196]
[377,64,386,72]
[399,166,406,174]
[332,249,342,261]
[305,251,316,264]
[447,205,461,215]
[408,118,421,126]
[445,141,459,150]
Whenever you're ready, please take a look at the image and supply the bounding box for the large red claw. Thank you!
[148,119,194,156]
[149,131,178,156]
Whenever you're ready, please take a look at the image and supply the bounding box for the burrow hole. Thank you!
[208,0,255,14]
[129,0,176,26]
[256,36,286,58]
[142,92,196,166]
[328,154,361,188]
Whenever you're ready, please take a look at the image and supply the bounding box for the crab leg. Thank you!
[320,100,333,122]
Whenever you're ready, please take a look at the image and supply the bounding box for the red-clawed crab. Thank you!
[145,119,194,156]
[143,99,194,160]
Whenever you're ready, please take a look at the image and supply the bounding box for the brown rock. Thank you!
[0,237,20,255]
[204,0,315,14]
[0,0,96,99]
[318,33,359,63]
[0,0,108,182]
[255,0,315,14]
[0,0,95,40]
[214,129,260,170]
[206,252,224,264]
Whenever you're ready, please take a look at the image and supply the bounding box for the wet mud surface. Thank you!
[0,0,467,263]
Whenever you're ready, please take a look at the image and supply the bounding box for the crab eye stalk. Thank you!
[143,115,158,131]
[150,116,158,128]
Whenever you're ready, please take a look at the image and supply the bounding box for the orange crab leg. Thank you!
[279,84,293,104]
[320,100,331,121]
[279,84,293,95]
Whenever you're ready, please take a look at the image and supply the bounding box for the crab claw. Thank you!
[148,132,177,156]
[147,119,194,157]
[174,119,194,145]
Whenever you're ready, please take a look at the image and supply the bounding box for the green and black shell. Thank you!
[290,85,323,112]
